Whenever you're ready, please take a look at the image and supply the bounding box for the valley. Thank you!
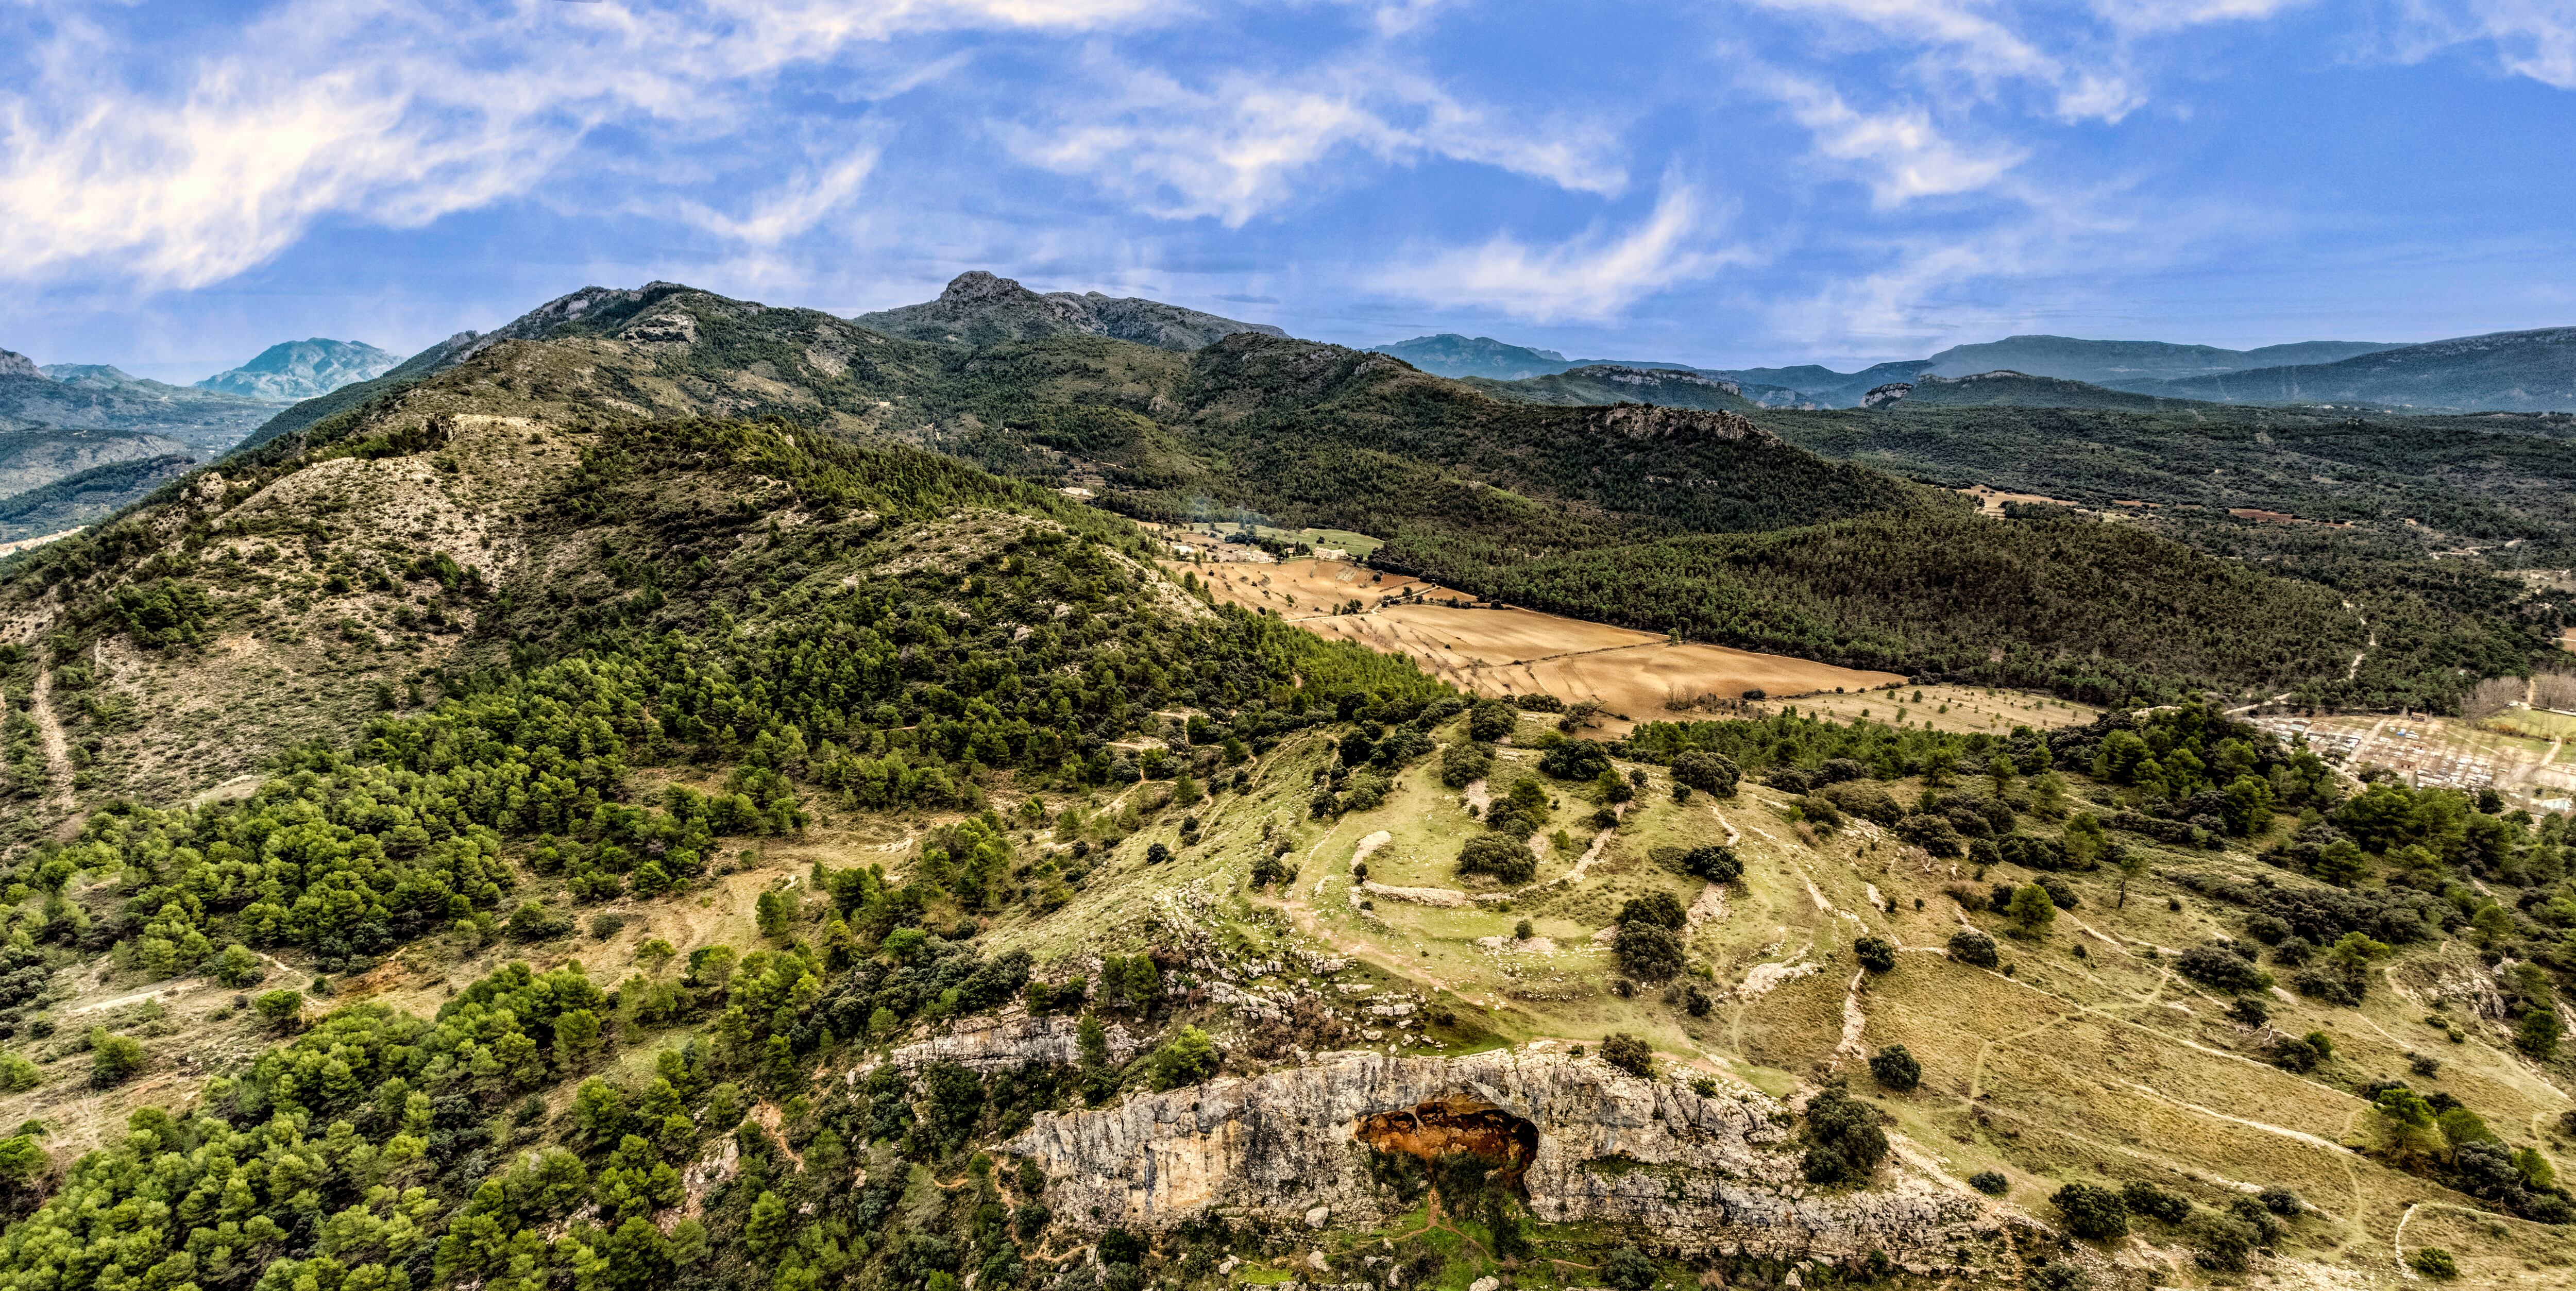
[1179,555,1903,734]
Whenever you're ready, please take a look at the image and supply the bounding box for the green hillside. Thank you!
[3,292,2576,1291]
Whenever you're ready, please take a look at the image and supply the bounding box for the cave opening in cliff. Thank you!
[1355,1097,1540,1196]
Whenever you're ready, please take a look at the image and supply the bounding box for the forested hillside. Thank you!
[65,277,2550,720]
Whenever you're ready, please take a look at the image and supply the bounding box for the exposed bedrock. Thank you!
[1004,1047,1991,1260]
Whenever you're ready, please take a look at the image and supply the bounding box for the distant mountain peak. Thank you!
[1371,334,1575,380]
[195,338,400,402]
[0,350,42,380]
[855,271,1286,351]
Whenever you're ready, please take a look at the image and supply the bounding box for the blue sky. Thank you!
[5,0,2575,381]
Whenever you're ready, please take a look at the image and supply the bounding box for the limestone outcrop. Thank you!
[883,1012,1137,1074]
[1004,1046,1991,1260]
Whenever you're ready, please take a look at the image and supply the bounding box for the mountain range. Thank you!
[1383,327,2576,412]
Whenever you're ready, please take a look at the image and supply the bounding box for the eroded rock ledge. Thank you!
[1004,1047,1990,1260]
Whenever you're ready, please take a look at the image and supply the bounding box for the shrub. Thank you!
[212,943,265,988]
[2260,1186,2301,1217]
[1457,835,1537,885]
[1617,891,1686,929]
[1799,1083,1888,1185]
[1514,919,1534,941]
[89,1029,145,1088]
[1678,845,1741,883]
[1948,929,2000,967]
[2052,1181,2128,1242]
[1820,779,1901,825]
[1968,1170,2008,1195]
[1440,740,1494,789]
[1854,935,1897,974]
[1868,1045,1920,1092]
[1467,701,1518,742]
[1538,740,1611,782]
[1599,1032,1653,1077]
[1146,1026,1220,1091]
[1671,751,1740,797]
[589,912,626,940]
[2120,1180,2190,1224]
[2175,942,2272,994]
[1615,922,1685,981]
[1603,1245,1656,1291]
[253,988,303,1031]
[2409,1248,2458,1280]
[2272,1034,2329,1072]
[507,901,573,942]
[0,1052,42,1093]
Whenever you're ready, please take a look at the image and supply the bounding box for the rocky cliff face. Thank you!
[1004,1047,1991,1261]
[882,1012,1138,1074]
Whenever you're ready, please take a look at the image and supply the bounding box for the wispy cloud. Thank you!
[1375,181,1738,321]
[0,0,1166,289]
[2391,0,2576,89]
[1752,71,2025,206]
[1012,59,1624,226]
[1738,0,2143,121]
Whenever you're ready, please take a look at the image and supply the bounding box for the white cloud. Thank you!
[1738,0,2144,121]
[1375,181,1738,321]
[681,149,883,247]
[1754,72,2025,205]
[1013,60,1625,226]
[2395,0,2576,89]
[2088,0,2313,33]
[0,0,1167,288]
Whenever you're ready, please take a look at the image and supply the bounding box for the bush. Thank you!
[1678,845,1741,883]
[0,1052,43,1093]
[1539,740,1611,782]
[1603,1245,1656,1291]
[1467,701,1518,743]
[253,988,303,1031]
[1949,929,2000,967]
[1799,1083,1888,1185]
[1671,751,1740,797]
[1854,935,1897,974]
[2227,995,2270,1026]
[2271,1034,2329,1073]
[1868,1045,1920,1092]
[1819,779,1902,825]
[589,912,626,940]
[1440,740,1494,788]
[1146,1026,1220,1091]
[2176,942,2272,994]
[1968,1170,2008,1195]
[1600,1032,1653,1077]
[2052,1181,2128,1242]
[89,1029,145,1088]
[212,943,265,988]
[2260,1186,2301,1217]
[1457,835,1537,885]
[1615,922,1685,981]
[2120,1181,2190,1224]
[507,901,573,942]
[2409,1248,2458,1280]
[1617,891,1686,929]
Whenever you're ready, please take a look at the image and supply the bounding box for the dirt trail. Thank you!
[28,667,75,812]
